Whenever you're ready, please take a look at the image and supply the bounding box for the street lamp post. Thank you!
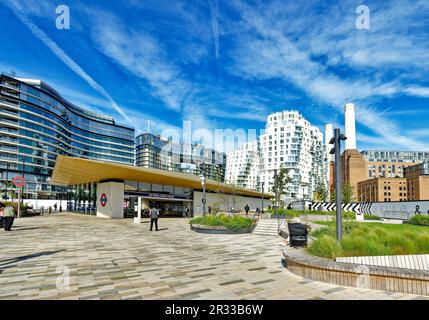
[200,174,206,216]
[274,169,278,217]
[329,128,347,241]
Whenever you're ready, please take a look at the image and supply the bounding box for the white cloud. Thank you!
[225,0,429,151]
[89,12,189,113]
[405,87,429,98]
[6,0,134,127]
[208,0,220,60]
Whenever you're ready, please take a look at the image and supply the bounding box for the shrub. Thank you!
[268,209,356,220]
[364,214,382,220]
[308,235,343,259]
[340,235,388,257]
[341,211,356,220]
[410,215,429,226]
[343,220,359,235]
[309,225,335,239]
[0,201,27,215]
[308,221,429,258]
[415,234,429,252]
[189,214,254,231]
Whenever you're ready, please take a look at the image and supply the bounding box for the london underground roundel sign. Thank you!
[12,176,27,188]
[100,193,107,207]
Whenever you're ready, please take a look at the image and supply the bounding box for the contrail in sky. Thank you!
[7,0,134,126]
[208,0,220,60]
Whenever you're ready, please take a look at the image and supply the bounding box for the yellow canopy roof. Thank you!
[51,155,270,198]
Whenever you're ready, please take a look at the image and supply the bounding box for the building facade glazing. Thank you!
[135,132,227,182]
[226,111,328,200]
[0,74,135,199]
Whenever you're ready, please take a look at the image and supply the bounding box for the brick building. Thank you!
[357,178,408,202]
[404,161,429,201]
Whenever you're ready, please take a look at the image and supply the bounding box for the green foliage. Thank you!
[364,214,382,220]
[271,168,291,207]
[343,220,359,235]
[409,215,429,226]
[1,201,27,210]
[313,183,328,202]
[0,201,28,216]
[329,184,355,203]
[308,235,343,259]
[342,211,356,220]
[189,214,254,231]
[210,202,220,214]
[341,183,354,203]
[308,221,429,258]
[266,208,356,220]
[329,189,336,202]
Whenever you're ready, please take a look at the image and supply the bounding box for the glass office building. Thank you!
[135,132,227,182]
[0,74,135,199]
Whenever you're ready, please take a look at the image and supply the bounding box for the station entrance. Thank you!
[124,195,193,218]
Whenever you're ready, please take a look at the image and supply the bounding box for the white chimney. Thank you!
[344,103,357,150]
[325,124,334,161]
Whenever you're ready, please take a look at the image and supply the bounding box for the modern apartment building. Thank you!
[0,74,135,199]
[259,111,327,200]
[226,111,327,201]
[362,150,429,179]
[225,141,261,190]
[135,132,227,182]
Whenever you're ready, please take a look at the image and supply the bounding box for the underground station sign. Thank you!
[12,176,27,188]
[100,193,108,207]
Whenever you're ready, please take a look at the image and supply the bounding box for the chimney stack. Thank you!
[344,103,357,150]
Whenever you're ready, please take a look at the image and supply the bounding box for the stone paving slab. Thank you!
[0,213,426,300]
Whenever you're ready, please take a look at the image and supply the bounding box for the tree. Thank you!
[330,183,354,203]
[330,189,336,202]
[341,183,355,203]
[330,184,354,203]
[0,180,15,201]
[215,184,238,213]
[271,168,292,209]
[313,183,328,202]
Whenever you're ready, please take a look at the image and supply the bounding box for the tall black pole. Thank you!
[5,162,9,200]
[199,162,206,216]
[274,169,278,218]
[202,182,206,216]
[334,128,343,241]
[261,182,264,214]
[21,157,25,201]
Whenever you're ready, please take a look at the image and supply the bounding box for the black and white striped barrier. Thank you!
[310,201,429,220]
[310,202,361,213]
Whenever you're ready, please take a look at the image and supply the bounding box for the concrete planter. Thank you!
[283,250,429,296]
[190,224,254,234]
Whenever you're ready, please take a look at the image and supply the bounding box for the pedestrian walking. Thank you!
[0,203,5,228]
[183,206,189,218]
[244,204,250,216]
[149,206,159,231]
[54,203,58,212]
[3,203,16,231]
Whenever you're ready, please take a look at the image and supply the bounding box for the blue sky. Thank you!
[1,0,429,151]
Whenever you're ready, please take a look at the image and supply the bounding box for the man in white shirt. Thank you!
[149,206,159,231]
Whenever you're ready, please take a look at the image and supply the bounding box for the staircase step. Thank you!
[253,231,279,236]
[252,219,286,236]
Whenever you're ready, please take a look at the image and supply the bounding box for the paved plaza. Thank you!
[0,213,427,300]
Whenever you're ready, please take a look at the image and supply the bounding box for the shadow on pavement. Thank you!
[0,250,64,270]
